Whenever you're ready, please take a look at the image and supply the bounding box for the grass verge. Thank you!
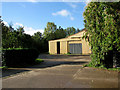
[35,58,44,64]
[83,64,120,71]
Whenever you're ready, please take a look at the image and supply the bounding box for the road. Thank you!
[2,54,118,88]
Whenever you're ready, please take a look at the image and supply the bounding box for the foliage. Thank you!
[2,48,39,67]
[43,22,66,41]
[43,22,81,51]
[43,22,57,41]
[35,58,44,64]
[83,2,120,68]
[54,26,66,39]
[67,52,71,55]
[2,22,33,48]
[2,20,81,51]
[83,63,120,71]
[65,27,76,36]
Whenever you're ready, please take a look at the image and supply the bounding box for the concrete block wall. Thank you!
[60,41,68,54]
[49,41,57,54]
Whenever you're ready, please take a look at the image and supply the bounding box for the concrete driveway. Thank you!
[2,54,119,88]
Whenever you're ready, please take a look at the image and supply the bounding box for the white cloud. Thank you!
[52,9,74,20]
[13,22,44,35]
[27,0,37,3]
[24,26,44,36]
[3,21,9,26]
[2,21,44,36]
[14,22,24,27]
[52,9,70,17]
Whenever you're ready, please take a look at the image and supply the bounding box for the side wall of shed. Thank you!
[60,41,68,54]
[49,41,57,54]
[82,39,91,54]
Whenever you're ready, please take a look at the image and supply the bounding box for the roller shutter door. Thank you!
[69,43,82,54]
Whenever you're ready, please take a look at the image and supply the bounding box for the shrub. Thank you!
[2,48,39,67]
[67,52,71,55]
[83,2,120,68]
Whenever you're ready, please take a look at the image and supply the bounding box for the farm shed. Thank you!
[48,29,91,54]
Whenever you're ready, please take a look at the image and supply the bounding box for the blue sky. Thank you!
[2,2,87,35]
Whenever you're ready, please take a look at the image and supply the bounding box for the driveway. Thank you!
[2,54,119,88]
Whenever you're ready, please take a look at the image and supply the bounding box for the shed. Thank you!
[48,29,91,54]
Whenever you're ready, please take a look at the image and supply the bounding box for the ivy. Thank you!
[83,2,120,68]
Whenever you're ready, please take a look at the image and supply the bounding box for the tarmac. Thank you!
[2,54,119,88]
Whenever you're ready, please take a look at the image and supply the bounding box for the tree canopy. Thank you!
[1,20,81,53]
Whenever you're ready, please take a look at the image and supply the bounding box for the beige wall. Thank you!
[82,39,91,54]
[60,41,68,54]
[69,40,82,44]
[49,41,57,54]
[49,40,91,54]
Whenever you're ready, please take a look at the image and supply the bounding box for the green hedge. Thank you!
[2,48,39,67]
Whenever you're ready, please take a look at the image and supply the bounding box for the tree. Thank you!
[54,26,66,39]
[2,22,17,48]
[83,2,120,68]
[16,26,24,35]
[32,32,42,51]
[43,22,57,41]
[65,27,76,36]
[2,22,33,49]
[76,28,80,33]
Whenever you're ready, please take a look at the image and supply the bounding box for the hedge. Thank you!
[2,48,39,67]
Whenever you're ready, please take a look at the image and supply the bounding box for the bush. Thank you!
[2,48,39,67]
[83,2,120,68]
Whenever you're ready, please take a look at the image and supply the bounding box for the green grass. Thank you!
[1,48,29,50]
[83,64,120,71]
[108,67,120,71]
[35,58,44,64]
[0,66,8,69]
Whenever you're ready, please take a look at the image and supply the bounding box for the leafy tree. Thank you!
[54,26,66,39]
[43,22,57,41]
[2,20,82,54]
[2,22,33,49]
[83,2,120,68]
[2,22,17,48]
[65,27,76,36]
[16,26,24,34]
[76,28,80,33]
[32,32,42,40]
[32,32,43,52]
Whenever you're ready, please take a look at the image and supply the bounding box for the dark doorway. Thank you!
[57,42,60,54]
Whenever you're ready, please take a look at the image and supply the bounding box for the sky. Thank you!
[2,1,87,35]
